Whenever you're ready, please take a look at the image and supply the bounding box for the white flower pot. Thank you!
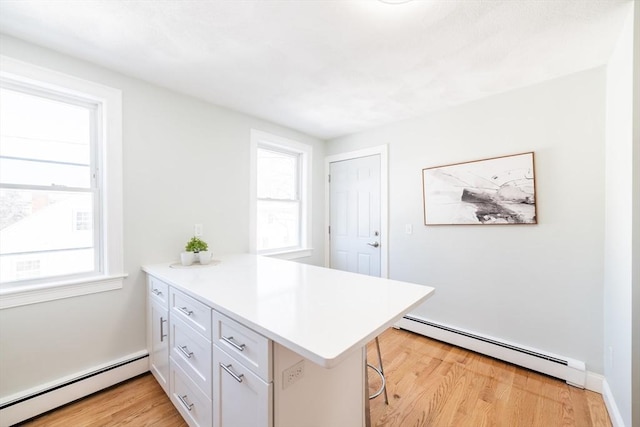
[198,250,212,265]
[180,251,195,266]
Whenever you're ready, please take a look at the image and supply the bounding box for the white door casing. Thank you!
[325,145,388,278]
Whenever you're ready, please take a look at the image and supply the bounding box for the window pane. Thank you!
[0,88,91,164]
[257,148,298,200]
[257,200,300,251]
[0,189,96,283]
[0,157,91,188]
[0,249,94,283]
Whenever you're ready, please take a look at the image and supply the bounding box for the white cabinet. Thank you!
[213,345,273,427]
[170,361,212,427]
[212,311,272,381]
[212,311,273,427]
[146,273,363,427]
[168,287,213,427]
[148,277,169,393]
[171,315,213,398]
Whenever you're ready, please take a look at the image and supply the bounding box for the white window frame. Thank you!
[250,129,312,259]
[0,56,125,309]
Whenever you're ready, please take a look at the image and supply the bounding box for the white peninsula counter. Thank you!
[143,254,434,427]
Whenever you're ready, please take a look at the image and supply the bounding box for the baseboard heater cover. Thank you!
[0,352,148,426]
[397,315,586,388]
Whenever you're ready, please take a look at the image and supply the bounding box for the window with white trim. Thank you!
[0,56,124,307]
[250,130,312,258]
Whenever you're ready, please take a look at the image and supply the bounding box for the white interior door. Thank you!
[329,154,381,277]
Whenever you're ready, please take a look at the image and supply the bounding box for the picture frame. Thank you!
[422,152,537,225]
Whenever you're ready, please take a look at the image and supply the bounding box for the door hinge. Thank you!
[328,174,331,183]
[328,226,331,235]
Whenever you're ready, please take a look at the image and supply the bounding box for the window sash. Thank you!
[0,79,102,286]
[256,146,301,202]
[256,199,302,252]
[256,144,303,253]
[250,129,312,258]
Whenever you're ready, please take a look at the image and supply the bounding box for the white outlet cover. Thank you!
[283,360,305,389]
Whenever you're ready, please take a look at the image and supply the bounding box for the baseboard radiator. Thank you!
[397,315,586,388]
[0,351,148,426]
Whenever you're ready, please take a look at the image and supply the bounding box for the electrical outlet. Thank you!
[282,360,305,389]
[194,224,203,237]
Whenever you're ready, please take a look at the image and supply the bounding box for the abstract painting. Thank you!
[422,152,537,225]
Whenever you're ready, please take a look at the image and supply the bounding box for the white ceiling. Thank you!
[0,0,632,140]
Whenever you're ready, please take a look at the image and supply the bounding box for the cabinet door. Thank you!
[213,345,272,427]
[150,300,169,393]
[170,359,212,427]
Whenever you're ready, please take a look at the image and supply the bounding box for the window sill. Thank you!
[260,248,314,260]
[0,274,128,309]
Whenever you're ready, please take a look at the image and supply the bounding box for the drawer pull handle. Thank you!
[178,345,194,359]
[221,335,246,352]
[178,394,194,411]
[152,288,162,296]
[160,317,167,342]
[220,363,244,383]
[178,306,193,316]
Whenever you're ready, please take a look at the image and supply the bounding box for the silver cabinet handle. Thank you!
[152,288,162,296]
[221,335,246,352]
[178,345,194,359]
[178,306,193,316]
[220,363,244,383]
[178,394,194,411]
[160,317,167,342]
[367,242,380,248]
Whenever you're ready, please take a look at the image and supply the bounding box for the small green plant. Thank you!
[185,236,208,253]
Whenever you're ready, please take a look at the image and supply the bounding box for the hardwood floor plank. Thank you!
[367,328,610,427]
[19,328,611,427]
[19,373,187,427]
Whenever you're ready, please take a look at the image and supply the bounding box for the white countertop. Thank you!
[143,254,435,368]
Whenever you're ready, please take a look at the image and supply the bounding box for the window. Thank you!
[250,130,312,258]
[74,210,92,231]
[0,84,99,283]
[0,56,124,308]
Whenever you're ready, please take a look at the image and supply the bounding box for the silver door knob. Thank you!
[367,242,380,248]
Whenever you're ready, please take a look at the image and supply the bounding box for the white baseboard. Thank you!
[0,351,148,427]
[602,379,626,427]
[396,315,597,390]
[585,371,604,394]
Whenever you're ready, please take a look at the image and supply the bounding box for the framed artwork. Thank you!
[422,152,537,225]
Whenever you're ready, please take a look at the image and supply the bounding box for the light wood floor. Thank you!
[21,328,611,427]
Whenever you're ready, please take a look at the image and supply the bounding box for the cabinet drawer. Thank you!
[149,276,169,307]
[170,359,212,427]
[171,288,212,338]
[171,316,212,398]
[213,311,272,381]
[213,345,273,427]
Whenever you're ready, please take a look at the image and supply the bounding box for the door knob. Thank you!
[367,242,380,248]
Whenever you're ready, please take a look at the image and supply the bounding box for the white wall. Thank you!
[0,34,325,400]
[327,67,607,374]
[603,4,635,426]
[633,5,640,426]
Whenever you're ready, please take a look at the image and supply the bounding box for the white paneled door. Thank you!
[329,154,381,277]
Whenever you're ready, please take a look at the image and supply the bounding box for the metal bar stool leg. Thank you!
[367,336,389,404]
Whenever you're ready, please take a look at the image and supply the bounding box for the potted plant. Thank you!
[181,237,211,265]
